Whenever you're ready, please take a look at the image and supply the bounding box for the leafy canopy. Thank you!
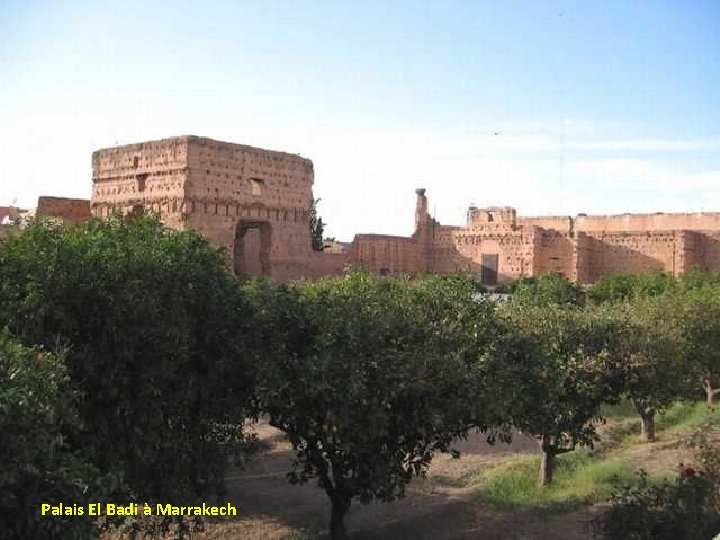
[0,332,112,540]
[0,215,256,503]
[254,272,501,537]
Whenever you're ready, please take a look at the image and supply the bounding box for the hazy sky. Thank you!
[2,1,719,240]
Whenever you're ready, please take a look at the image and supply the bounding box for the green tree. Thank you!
[309,197,325,251]
[0,331,113,540]
[510,272,585,308]
[0,216,256,504]
[495,305,625,485]
[613,296,692,442]
[255,272,497,539]
[680,291,720,405]
[588,271,675,304]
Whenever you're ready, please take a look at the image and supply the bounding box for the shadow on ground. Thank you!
[221,422,591,539]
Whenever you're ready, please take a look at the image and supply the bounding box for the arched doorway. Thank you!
[233,221,272,277]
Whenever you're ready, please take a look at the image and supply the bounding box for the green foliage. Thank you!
[0,331,113,540]
[679,290,720,403]
[608,296,695,440]
[472,452,635,511]
[510,273,585,308]
[588,271,675,304]
[595,419,720,539]
[492,304,626,483]
[309,198,324,251]
[0,216,255,504]
[601,399,639,421]
[676,268,720,294]
[657,401,720,433]
[254,271,500,538]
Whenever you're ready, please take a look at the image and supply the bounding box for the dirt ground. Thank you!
[212,422,595,539]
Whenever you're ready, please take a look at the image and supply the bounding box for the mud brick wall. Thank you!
[36,197,90,224]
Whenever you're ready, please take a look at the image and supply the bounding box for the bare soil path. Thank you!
[217,422,593,539]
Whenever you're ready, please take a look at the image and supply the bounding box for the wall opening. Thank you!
[136,173,148,192]
[249,178,265,196]
[234,221,271,277]
[480,253,498,285]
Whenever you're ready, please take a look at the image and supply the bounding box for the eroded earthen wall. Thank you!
[348,234,421,275]
[518,216,573,234]
[533,230,575,279]
[91,137,188,229]
[88,140,720,283]
[91,136,320,280]
[580,231,682,282]
[305,252,348,278]
[700,232,720,270]
[36,197,91,224]
[182,137,315,280]
[576,213,720,233]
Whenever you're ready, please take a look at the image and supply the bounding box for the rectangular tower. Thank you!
[91,135,316,279]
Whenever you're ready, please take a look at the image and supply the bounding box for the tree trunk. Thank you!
[703,379,720,406]
[329,494,351,540]
[640,412,655,442]
[633,400,656,443]
[538,434,555,486]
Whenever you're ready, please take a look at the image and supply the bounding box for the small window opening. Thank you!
[136,173,148,192]
[249,178,264,196]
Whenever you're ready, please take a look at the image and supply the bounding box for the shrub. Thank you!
[0,331,114,539]
[595,418,720,539]
[0,216,256,504]
[510,273,585,308]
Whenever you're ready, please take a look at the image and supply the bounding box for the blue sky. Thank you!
[2,1,719,239]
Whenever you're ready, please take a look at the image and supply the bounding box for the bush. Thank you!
[0,331,113,539]
[587,271,674,304]
[595,419,720,539]
[0,216,256,504]
[510,273,585,308]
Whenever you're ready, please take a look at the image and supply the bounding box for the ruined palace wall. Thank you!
[677,231,705,273]
[429,226,474,274]
[579,231,686,282]
[450,231,534,281]
[575,213,720,233]
[699,232,720,270]
[532,230,575,279]
[91,137,188,229]
[494,233,535,280]
[348,234,421,275]
[427,225,534,282]
[91,136,317,280]
[183,137,315,279]
[305,252,348,278]
[518,216,573,233]
[36,196,91,224]
[573,233,594,283]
